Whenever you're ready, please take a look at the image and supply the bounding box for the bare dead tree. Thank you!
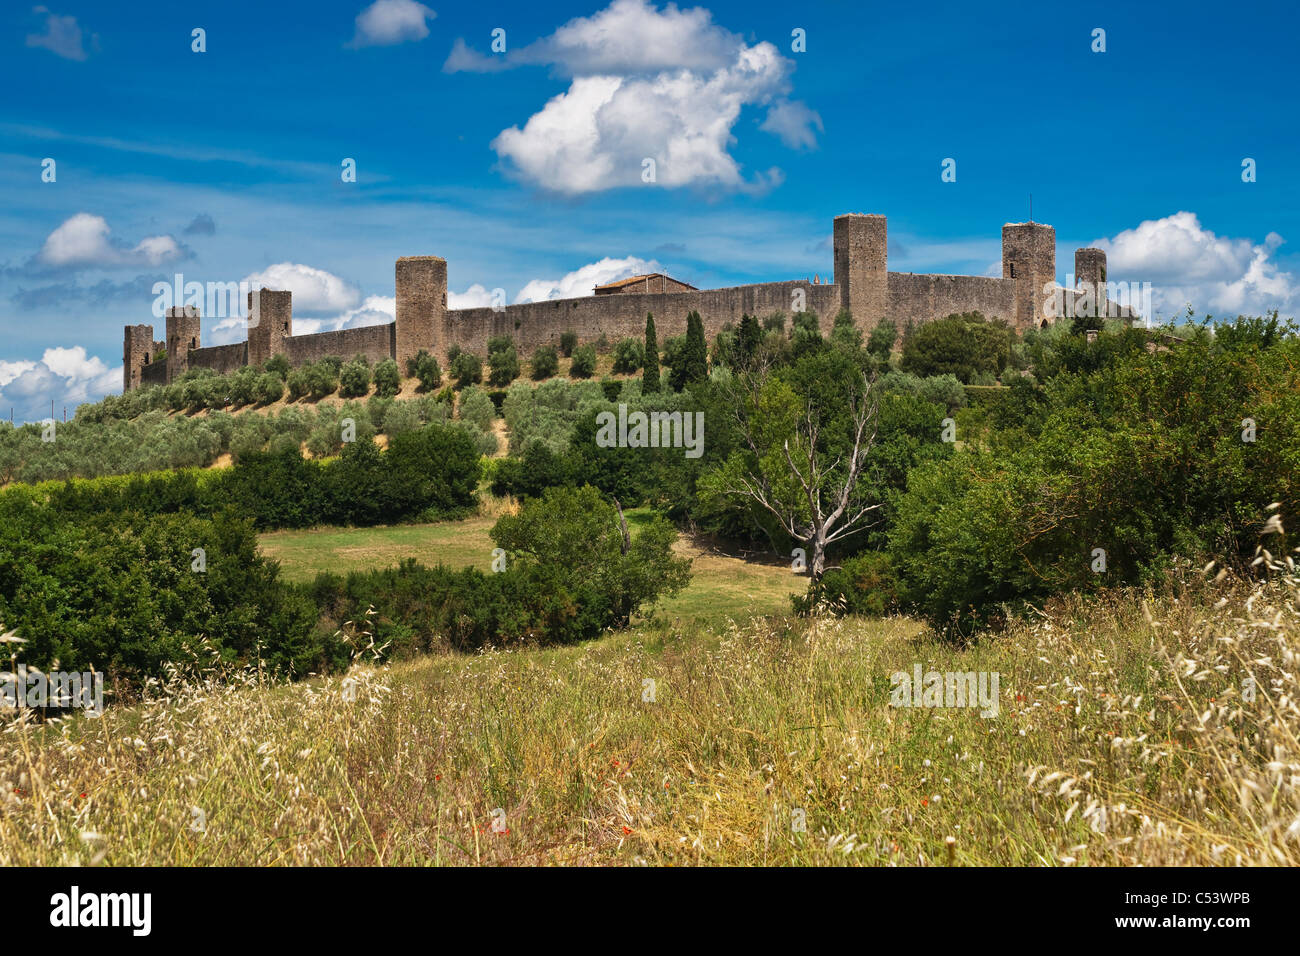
[716,363,881,581]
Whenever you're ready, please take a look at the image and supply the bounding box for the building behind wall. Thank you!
[124,212,1117,390]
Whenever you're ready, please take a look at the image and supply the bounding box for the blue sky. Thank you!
[1,0,1297,420]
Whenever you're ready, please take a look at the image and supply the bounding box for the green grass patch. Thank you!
[260,510,802,627]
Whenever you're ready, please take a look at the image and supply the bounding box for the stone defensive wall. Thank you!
[187,342,249,377]
[125,212,1111,392]
[282,323,395,368]
[139,360,168,387]
[445,280,841,357]
[885,272,1016,329]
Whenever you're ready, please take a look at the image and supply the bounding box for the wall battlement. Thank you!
[124,213,1106,390]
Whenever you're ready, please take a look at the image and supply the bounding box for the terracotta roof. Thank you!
[593,273,697,291]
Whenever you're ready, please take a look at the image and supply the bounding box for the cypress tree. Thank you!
[643,313,661,393]
[684,311,708,385]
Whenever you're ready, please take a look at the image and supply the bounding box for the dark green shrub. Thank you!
[530,345,558,380]
[488,345,521,386]
[790,311,824,359]
[901,312,1012,383]
[287,366,311,401]
[559,331,578,357]
[868,318,897,359]
[830,308,862,350]
[490,485,691,635]
[307,362,339,400]
[213,446,325,529]
[383,423,480,518]
[407,350,441,391]
[490,441,575,499]
[255,372,285,405]
[612,337,644,374]
[373,358,401,397]
[367,395,394,432]
[0,503,328,691]
[227,368,259,407]
[792,552,899,616]
[451,351,482,388]
[264,354,291,380]
[569,344,597,378]
[339,357,371,398]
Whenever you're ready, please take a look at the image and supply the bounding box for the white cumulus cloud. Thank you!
[514,0,743,75]
[242,262,361,313]
[448,284,498,309]
[0,346,120,423]
[36,213,185,270]
[1093,212,1298,320]
[0,359,38,389]
[347,0,435,48]
[452,0,812,194]
[514,256,660,303]
[295,295,398,334]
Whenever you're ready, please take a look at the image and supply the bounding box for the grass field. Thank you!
[259,511,803,626]
[3,568,1295,866]
[4,508,1296,866]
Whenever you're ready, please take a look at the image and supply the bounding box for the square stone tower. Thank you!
[123,323,155,391]
[395,256,447,369]
[247,289,292,367]
[165,306,201,384]
[1002,222,1057,330]
[833,214,888,329]
[1075,247,1108,318]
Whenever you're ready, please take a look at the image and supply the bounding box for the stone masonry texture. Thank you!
[123,214,1104,389]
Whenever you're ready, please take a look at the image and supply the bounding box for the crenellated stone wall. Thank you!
[283,324,395,368]
[187,342,248,376]
[123,212,1111,390]
[886,273,1017,329]
[445,280,840,357]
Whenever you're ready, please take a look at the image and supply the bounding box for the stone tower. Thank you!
[395,256,447,368]
[1075,247,1108,319]
[165,306,201,384]
[1002,222,1057,329]
[833,214,888,329]
[123,324,155,392]
[247,289,292,367]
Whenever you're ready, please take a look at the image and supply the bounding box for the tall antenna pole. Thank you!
[1029,193,1033,224]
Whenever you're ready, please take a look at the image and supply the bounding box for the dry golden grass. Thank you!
[2,536,1295,866]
